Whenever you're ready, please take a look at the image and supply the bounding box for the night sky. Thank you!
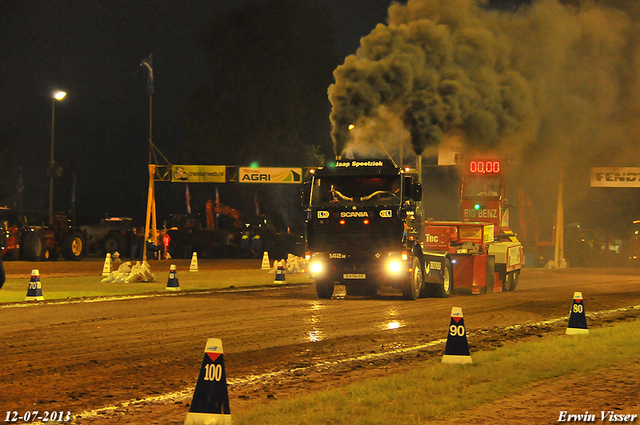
[3,0,636,249]
[0,0,393,226]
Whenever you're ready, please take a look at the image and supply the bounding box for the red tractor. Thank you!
[0,207,86,261]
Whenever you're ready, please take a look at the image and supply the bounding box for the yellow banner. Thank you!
[171,165,226,183]
[239,167,302,184]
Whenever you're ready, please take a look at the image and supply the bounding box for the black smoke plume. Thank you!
[329,0,640,167]
[329,0,640,248]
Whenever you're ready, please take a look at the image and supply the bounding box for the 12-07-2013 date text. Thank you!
[4,411,72,423]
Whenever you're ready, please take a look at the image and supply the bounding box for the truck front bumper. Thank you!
[308,252,411,285]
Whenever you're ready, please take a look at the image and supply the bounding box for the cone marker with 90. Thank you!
[166,264,180,291]
[185,338,231,425]
[442,307,472,364]
[25,269,44,301]
[566,292,589,335]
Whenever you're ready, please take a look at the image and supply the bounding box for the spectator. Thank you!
[146,238,160,260]
[251,233,263,259]
[128,228,140,260]
[240,231,251,258]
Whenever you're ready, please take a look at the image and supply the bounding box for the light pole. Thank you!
[49,90,66,224]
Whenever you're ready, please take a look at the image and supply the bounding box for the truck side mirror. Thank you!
[403,176,422,202]
[301,181,311,208]
[414,182,422,201]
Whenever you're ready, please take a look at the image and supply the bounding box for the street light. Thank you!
[49,90,66,224]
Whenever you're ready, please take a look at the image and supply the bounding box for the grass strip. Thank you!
[233,319,640,425]
[0,270,312,303]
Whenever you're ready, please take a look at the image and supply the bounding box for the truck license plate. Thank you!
[343,273,366,279]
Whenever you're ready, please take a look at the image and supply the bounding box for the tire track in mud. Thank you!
[3,268,640,424]
[72,305,640,424]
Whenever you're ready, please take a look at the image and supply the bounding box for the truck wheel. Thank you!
[511,271,519,291]
[426,258,453,298]
[403,257,422,300]
[21,230,46,261]
[62,229,86,261]
[503,273,512,291]
[104,233,127,255]
[315,278,335,299]
[504,271,519,291]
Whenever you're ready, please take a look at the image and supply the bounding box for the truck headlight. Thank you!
[310,262,323,274]
[388,260,402,273]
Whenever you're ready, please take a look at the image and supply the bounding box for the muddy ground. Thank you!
[1,260,639,424]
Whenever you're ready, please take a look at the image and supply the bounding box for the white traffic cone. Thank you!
[102,253,112,276]
[190,252,199,272]
[261,251,271,270]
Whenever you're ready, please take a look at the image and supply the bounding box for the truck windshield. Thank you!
[464,176,501,198]
[310,176,401,207]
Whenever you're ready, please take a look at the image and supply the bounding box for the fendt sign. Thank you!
[591,167,640,187]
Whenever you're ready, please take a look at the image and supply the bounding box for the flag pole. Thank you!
[141,55,156,261]
[554,169,564,268]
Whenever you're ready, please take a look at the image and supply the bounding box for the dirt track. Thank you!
[1,261,639,424]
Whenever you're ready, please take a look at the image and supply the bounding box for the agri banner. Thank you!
[172,165,226,183]
[239,167,302,184]
[591,167,640,187]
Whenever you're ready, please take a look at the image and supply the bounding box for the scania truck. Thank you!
[302,159,453,300]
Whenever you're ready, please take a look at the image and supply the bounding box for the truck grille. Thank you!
[309,220,403,254]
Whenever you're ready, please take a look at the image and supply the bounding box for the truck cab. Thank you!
[303,159,452,300]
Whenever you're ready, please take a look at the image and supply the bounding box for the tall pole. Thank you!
[48,91,66,224]
[416,152,424,245]
[554,169,564,268]
[141,54,156,260]
[49,97,56,224]
[149,95,153,163]
[143,93,156,261]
